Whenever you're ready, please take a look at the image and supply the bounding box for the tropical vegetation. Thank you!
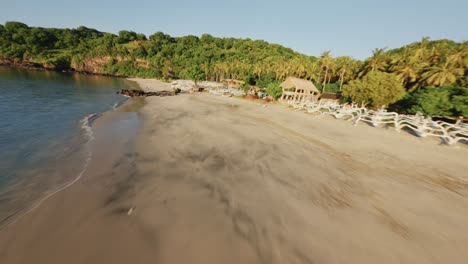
[0,22,466,116]
[342,72,406,108]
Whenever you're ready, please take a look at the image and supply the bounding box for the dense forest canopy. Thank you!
[0,21,467,116]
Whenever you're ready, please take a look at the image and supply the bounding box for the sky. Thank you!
[1,0,467,59]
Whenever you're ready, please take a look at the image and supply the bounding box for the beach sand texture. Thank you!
[1,79,467,264]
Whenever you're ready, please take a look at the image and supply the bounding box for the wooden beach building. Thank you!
[320,92,341,102]
[280,77,320,102]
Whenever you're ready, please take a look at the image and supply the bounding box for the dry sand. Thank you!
[1,78,467,264]
[127,78,171,92]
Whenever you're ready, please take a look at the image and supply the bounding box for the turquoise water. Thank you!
[0,66,134,224]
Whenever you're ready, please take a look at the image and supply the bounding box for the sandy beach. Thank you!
[1,78,467,264]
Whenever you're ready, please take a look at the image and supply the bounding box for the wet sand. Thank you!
[0,99,151,263]
[1,80,468,263]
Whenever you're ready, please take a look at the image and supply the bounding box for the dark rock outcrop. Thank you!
[117,89,181,97]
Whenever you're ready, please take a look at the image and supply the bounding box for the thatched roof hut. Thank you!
[280,77,320,102]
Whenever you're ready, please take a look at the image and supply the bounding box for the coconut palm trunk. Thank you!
[339,69,346,91]
[322,67,328,93]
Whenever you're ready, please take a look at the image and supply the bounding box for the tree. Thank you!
[422,62,463,87]
[305,62,319,83]
[450,86,468,117]
[266,82,282,99]
[136,33,147,41]
[117,30,138,43]
[447,45,467,68]
[413,37,430,60]
[342,72,406,108]
[364,48,388,73]
[452,95,468,117]
[391,59,425,89]
[200,34,215,43]
[185,64,205,87]
[426,46,441,64]
[1,21,466,117]
[149,31,172,43]
[75,26,101,38]
[407,87,453,116]
[319,51,334,92]
[252,63,264,79]
[335,56,353,91]
[401,86,468,117]
[4,21,28,32]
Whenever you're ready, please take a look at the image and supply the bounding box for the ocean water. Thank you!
[0,66,134,224]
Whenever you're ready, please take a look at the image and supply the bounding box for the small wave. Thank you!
[1,113,101,228]
[113,97,129,109]
[81,112,101,139]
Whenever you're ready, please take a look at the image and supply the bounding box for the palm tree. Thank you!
[214,63,226,82]
[273,60,292,81]
[319,51,334,92]
[272,61,282,80]
[413,37,430,60]
[239,61,250,80]
[201,63,210,81]
[335,56,353,91]
[447,45,467,68]
[291,58,307,78]
[305,62,319,83]
[218,62,229,81]
[349,60,363,81]
[390,57,426,89]
[394,63,424,90]
[284,61,293,79]
[253,63,263,79]
[365,48,388,73]
[422,62,463,87]
[388,46,410,69]
[426,47,441,64]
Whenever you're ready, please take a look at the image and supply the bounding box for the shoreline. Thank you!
[0,95,146,262]
[0,113,96,228]
[1,78,467,263]
[0,62,132,78]
[0,94,137,229]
